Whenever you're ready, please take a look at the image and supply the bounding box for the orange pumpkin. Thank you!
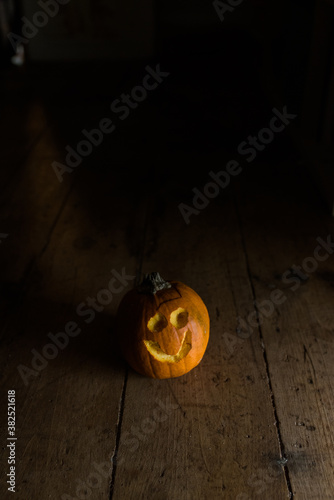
[116,272,210,379]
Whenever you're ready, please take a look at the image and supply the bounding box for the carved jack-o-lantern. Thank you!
[116,272,210,379]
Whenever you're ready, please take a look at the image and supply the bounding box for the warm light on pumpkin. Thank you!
[116,272,210,379]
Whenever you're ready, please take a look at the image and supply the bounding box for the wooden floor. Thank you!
[1,61,334,500]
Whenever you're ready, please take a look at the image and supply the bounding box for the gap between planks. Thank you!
[234,191,294,499]
[109,195,153,499]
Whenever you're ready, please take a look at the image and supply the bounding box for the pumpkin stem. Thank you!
[137,272,172,294]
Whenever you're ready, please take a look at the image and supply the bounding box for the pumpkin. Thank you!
[116,272,210,379]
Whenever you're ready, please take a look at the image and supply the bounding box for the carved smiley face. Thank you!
[144,307,192,363]
[116,274,210,379]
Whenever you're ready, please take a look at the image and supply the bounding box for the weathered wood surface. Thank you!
[1,63,334,500]
[0,64,151,499]
[235,164,334,499]
[0,166,143,498]
[111,186,288,500]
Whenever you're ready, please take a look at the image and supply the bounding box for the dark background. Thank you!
[0,0,326,190]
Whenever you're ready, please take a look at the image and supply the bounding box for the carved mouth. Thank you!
[143,329,192,363]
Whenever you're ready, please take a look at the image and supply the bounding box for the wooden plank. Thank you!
[0,59,162,497]
[235,161,334,498]
[0,130,73,285]
[111,179,289,499]
[5,57,333,500]
[0,62,136,324]
[0,163,146,498]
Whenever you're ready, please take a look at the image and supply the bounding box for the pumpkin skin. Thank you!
[116,272,210,379]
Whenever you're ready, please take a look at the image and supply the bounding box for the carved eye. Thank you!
[147,312,168,333]
[170,307,188,329]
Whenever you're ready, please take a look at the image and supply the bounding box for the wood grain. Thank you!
[111,186,289,499]
[0,65,153,498]
[235,162,334,498]
[0,165,145,499]
[1,61,334,500]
